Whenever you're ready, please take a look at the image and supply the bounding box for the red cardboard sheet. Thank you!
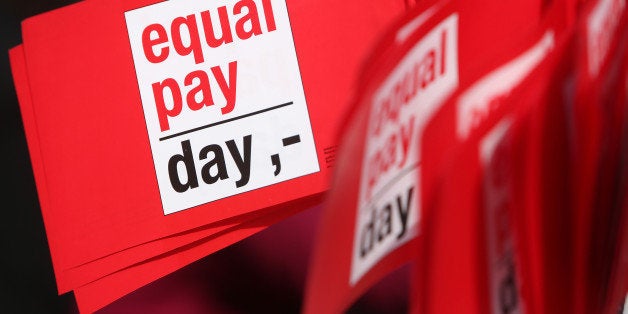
[417,35,549,314]
[603,30,628,314]
[421,115,524,314]
[570,0,628,312]
[11,43,325,312]
[413,2,575,312]
[13,0,407,297]
[303,0,544,312]
[506,32,575,314]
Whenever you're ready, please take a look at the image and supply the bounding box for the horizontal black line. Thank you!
[159,101,294,141]
[365,162,420,209]
[282,135,301,146]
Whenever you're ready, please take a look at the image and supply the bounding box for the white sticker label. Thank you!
[350,14,459,285]
[125,0,319,215]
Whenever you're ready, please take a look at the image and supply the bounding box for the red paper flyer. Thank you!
[11,43,323,313]
[420,115,524,314]
[12,0,407,299]
[602,28,628,314]
[412,2,576,312]
[570,0,628,312]
[12,0,405,311]
[506,34,576,314]
[303,0,544,312]
[12,34,314,299]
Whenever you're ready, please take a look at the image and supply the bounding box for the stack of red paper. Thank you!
[304,0,628,313]
[9,0,408,312]
[12,0,628,312]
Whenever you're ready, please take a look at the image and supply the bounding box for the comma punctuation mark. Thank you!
[271,154,281,176]
[271,134,301,176]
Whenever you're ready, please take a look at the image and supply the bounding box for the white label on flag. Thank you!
[125,0,319,215]
[350,14,459,285]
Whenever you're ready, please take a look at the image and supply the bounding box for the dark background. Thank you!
[0,1,409,313]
